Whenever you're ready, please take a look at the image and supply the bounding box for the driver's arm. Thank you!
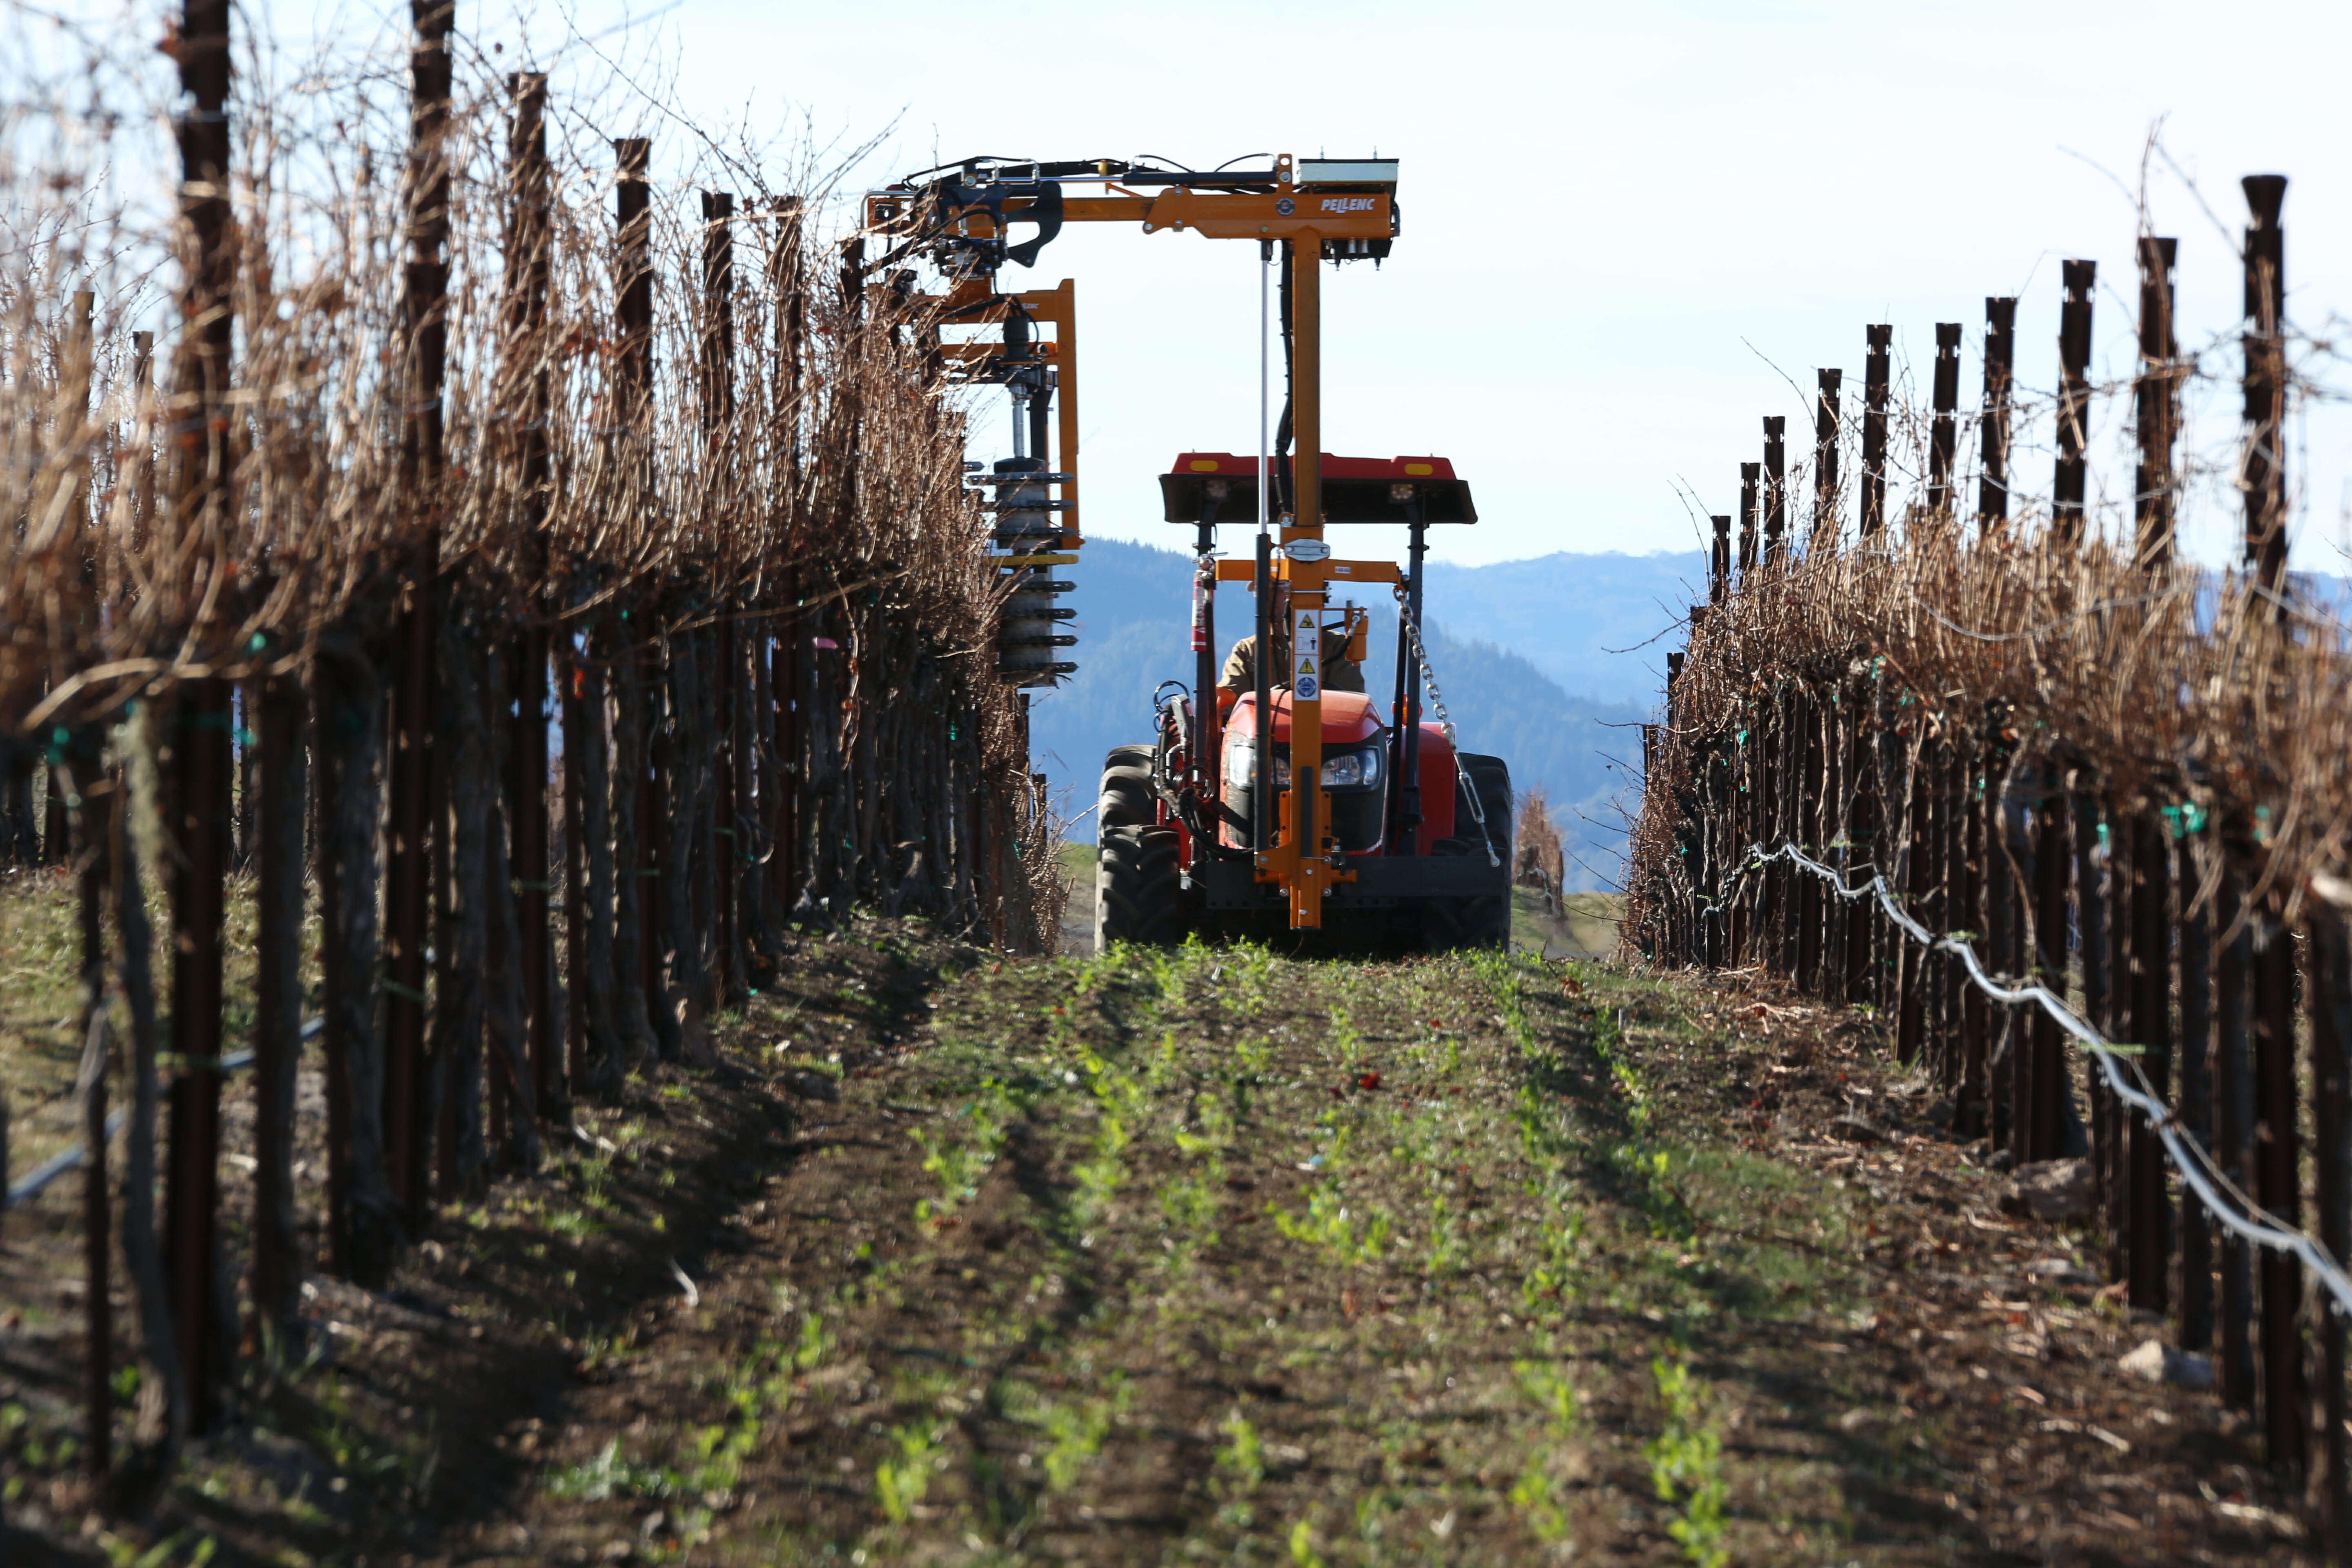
[1216,636,1254,719]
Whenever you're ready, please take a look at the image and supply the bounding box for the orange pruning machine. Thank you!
[862,155,1510,943]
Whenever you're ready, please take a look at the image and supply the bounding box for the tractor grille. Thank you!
[1330,788,1383,854]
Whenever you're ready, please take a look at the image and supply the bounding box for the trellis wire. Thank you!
[1723,838,2352,1321]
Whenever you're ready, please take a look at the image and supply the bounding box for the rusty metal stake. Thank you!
[2216,869,2257,1409]
[163,679,231,1430]
[1960,748,1987,1133]
[384,0,456,1232]
[67,734,112,1477]
[766,201,808,925]
[560,637,589,1092]
[2252,906,2306,1478]
[2136,237,2180,570]
[702,189,740,1004]
[1812,369,1841,549]
[251,665,306,1327]
[1862,325,1891,536]
[2054,261,2096,545]
[2310,914,2352,1557]
[2078,792,2120,1282]
[159,0,238,1433]
[2178,832,2214,1354]
[2127,813,2170,1315]
[1737,463,1759,577]
[1991,748,2025,1154]
[1896,752,1929,1065]
[2028,773,2069,1160]
[1729,717,1749,966]
[1844,704,1875,1003]
[1820,690,1846,1003]
[506,72,557,1116]
[1795,693,1822,990]
[2241,176,2289,603]
[1978,298,2016,535]
[1936,745,1963,1083]
[614,138,664,1025]
[1927,323,1960,518]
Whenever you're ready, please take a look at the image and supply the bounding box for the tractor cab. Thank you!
[1093,452,1512,951]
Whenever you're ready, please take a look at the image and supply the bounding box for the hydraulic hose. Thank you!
[1254,532,1272,853]
[1272,240,1296,517]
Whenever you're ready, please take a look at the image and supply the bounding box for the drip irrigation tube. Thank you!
[3,1014,324,1211]
[1713,840,2352,1321]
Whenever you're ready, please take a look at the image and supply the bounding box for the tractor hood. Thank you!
[1228,689,1383,746]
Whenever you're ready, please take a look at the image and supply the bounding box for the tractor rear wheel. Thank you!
[1431,754,1513,864]
[1453,754,1513,864]
[1424,755,1513,950]
[1096,824,1185,950]
[1098,744,1156,829]
[1422,892,1512,951]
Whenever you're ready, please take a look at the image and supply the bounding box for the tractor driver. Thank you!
[1215,584,1364,720]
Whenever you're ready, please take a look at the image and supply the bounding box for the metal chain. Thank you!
[1395,596,1500,869]
[1394,598,1457,745]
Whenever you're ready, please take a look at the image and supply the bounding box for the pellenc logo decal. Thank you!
[1319,197,1376,214]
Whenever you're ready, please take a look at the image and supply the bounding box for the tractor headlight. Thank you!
[1321,746,1382,790]
[1225,744,1379,790]
[1242,752,1298,790]
[1230,748,1291,789]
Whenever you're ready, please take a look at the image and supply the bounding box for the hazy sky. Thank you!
[61,0,2352,568]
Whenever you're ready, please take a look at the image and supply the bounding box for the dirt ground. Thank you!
[0,877,2320,1566]
[1514,889,1618,961]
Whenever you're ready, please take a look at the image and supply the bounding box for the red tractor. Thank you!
[1096,452,1512,950]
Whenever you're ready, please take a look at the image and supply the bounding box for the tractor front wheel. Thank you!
[1096,824,1185,951]
[1098,744,1156,829]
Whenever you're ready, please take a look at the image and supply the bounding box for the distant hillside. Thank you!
[1022,537,1192,802]
[1425,550,1710,704]
[1026,537,1652,890]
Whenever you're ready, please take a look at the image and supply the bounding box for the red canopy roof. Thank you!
[1169,452,1458,481]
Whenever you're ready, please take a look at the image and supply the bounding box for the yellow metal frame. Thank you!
[927,278,1083,545]
[877,154,1398,929]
